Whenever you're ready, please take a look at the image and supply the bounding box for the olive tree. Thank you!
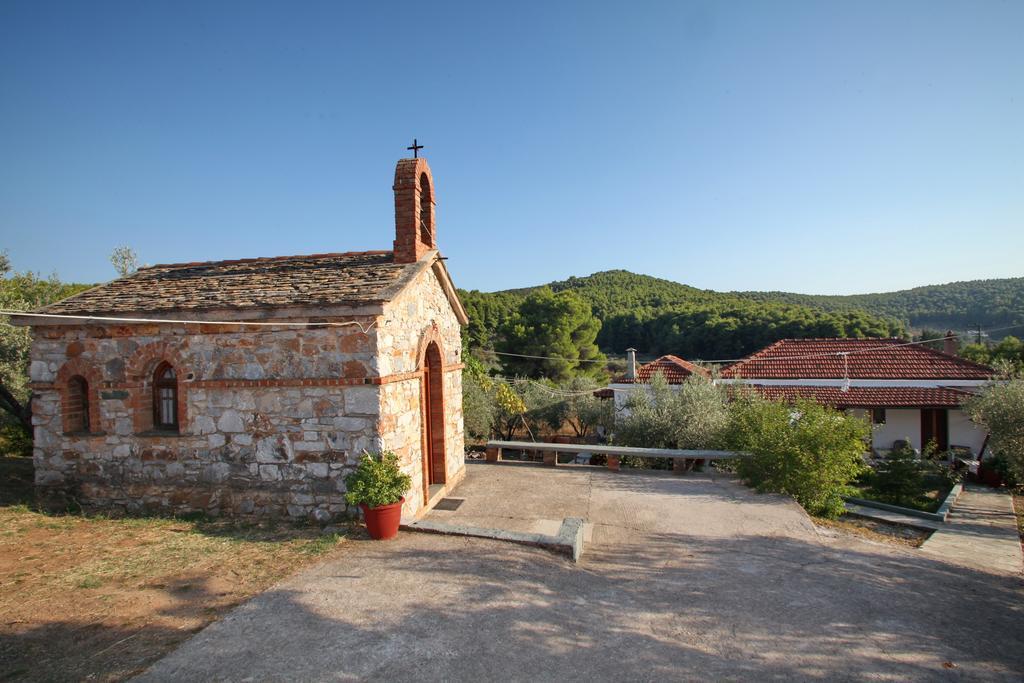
[965,378,1024,484]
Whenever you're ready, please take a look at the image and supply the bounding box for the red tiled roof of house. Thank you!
[39,251,422,316]
[617,355,710,384]
[733,384,976,408]
[719,338,992,380]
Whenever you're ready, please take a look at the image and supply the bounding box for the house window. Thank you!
[153,362,179,431]
[871,408,886,425]
[66,375,90,433]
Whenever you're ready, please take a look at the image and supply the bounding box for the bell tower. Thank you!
[393,156,436,264]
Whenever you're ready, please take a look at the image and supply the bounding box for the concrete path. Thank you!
[138,465,1024,682]
[922,485,1023,576]
[844,502,943,530]
[421,462,819,548]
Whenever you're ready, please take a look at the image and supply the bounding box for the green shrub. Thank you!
[863,443,926,507]
[965,378,1024,484]
[343,451,412,509]
[727,396,869,518]
[982,453,1020,488]
[614,372,729,468]
[0,422,32,457]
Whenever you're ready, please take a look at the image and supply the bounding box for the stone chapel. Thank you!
[13,156,467,521]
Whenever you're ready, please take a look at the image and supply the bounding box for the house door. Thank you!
[422,342,447,489]
[920,409,948,453]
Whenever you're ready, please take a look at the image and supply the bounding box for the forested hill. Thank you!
[459,271,905,361]
[734,277,1024,333]
[459,270,1024,361]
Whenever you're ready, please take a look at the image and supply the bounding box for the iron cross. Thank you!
[407,138,424,158]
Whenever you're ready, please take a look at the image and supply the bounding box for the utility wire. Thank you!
[482,323,1024,367]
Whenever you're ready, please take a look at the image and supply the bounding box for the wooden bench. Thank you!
[484,440,742,473]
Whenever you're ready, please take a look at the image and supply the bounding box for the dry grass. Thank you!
[0,455,352,682]
[814,514,932,548]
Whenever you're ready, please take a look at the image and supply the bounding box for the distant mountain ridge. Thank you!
[732,277,1024,333]
[518,270,1024,335]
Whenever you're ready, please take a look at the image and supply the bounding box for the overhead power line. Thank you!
[483,323,1024,367]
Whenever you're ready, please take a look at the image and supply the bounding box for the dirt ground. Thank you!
[0,455,351,682]
[814,514,932,547]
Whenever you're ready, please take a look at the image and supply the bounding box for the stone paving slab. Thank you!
[425,461,819,549]
[921,485,1023,576]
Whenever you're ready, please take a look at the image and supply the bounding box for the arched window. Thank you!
[419,172,433,246]
[66,375,90,433]
[153,362,179,431]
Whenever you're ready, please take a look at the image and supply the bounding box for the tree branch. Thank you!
[0,381,32,434]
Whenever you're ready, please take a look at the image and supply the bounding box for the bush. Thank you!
[0,422,32,457]
[727,396,869,518]
[863,443,926,507]
[965,379,1024,484]
[343,451,412,509]
[462,372,495,445]
[614,372,730,469]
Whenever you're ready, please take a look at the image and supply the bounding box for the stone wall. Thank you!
[28,261,466,522]
[379,263,465,518]
[29,319,382,521]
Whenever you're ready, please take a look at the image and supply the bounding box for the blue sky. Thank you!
[1,1,1021,295]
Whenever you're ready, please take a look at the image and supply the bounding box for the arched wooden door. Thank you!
[422,341,447,496]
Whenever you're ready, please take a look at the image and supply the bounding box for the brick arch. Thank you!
[125,341,192,432]
[415,321,446,371]
[55,358,103,434]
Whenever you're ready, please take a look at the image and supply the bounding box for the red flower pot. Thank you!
[360,497,404,540]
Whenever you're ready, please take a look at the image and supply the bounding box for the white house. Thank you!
[606,349,711,413]
[717,337,993,456]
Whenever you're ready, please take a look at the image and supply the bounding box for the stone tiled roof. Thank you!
[616,355,710,384]
[40,251,420,316]
[738,384,976,408]
[719,338,992,380]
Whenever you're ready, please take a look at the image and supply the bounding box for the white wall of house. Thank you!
[852,408,985,455]
[949,409,987,454]
[869,409,921,451]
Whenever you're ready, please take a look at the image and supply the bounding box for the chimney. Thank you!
[626,348,637,380]
[943,331,957,356]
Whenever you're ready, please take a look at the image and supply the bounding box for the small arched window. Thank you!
[419,172,433,246]
[66,375,90,433]
[153,362,179,431]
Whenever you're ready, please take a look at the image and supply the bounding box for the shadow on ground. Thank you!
[138,528,1024,682]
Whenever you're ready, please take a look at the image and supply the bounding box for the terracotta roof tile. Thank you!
[41,251,416,316]
[617,355,710,384]
[719,338,992,381]
[735,384,976,408]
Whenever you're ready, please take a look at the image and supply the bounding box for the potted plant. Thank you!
[344,450,412,540]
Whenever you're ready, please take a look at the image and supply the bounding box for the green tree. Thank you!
[498,288,605,382]
[109,245,138,277]
[864,443,927,507]
[727,396,869,518]
[615,372,730,452]
[1,254,92,443]
[545,377,614,439]
[493,382,527,441]
[965,379,1024,483]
